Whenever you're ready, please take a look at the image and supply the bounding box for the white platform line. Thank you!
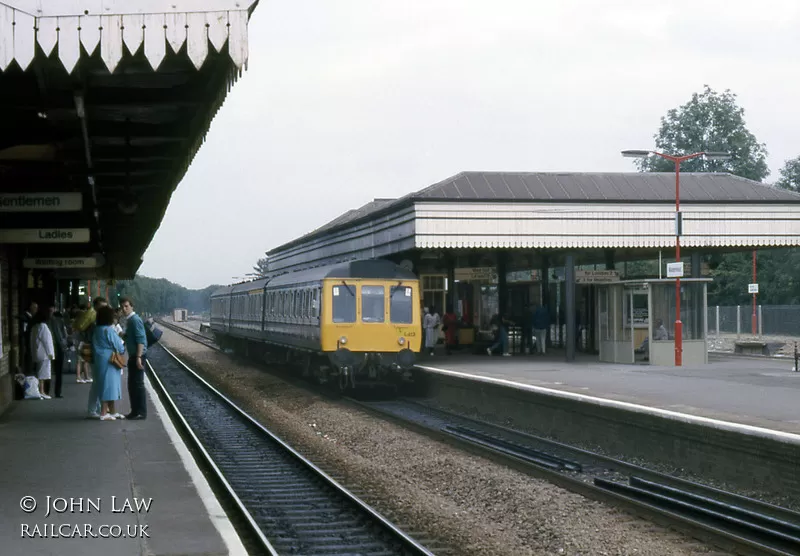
[417,364,800,445]
[145,374,248,556]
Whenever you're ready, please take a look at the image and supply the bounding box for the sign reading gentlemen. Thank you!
[0,193,82,212]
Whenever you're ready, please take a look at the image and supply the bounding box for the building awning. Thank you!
[0,1,253,73]
[0,0,259,279]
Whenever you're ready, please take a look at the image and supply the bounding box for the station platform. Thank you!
[417,351,800,435]
[0,373,246,555]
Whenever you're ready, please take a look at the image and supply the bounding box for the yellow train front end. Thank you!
[320,277,421,381]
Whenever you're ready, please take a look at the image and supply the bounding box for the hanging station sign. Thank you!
[575,270,620,284]
[454,267,498,282]
[0,228,90,243]
[0,193,82,212]
[23,256,104,269]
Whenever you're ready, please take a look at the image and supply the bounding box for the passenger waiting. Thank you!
[532,303,550,355]
[423,306,441,355]
[636,318,669,356]
[487,313,513,357]
[92,306,127,421]
[31,308,55,399]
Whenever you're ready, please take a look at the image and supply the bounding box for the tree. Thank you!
[776,156,800,193]
[636,85,769,182]
[252,255,269,277]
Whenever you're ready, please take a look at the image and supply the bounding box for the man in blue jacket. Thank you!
[532,303,550,355]
[120,297,147,420]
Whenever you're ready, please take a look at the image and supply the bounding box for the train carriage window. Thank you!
[312,288,320,318]
[361,286,385,323]
[303,289,309,318]
[332,284,356,323]
[391,285,413,324]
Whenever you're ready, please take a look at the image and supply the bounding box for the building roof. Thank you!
[415,171,800,203]
[267,171,800,256]
[0,1,259,279]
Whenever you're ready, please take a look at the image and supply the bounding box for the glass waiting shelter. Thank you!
[597,278,711,366]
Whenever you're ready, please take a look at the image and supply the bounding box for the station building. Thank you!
[264,171,800,365]
[0,0,258,414]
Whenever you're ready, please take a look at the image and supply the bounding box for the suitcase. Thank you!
[65,348,78,374]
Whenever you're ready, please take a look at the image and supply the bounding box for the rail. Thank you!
[155,318,223,352]
[146,344,433,555]
[348,398,800,556]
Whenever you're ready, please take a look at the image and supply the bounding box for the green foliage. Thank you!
[776,156,800,193]
[252,255,269,277]
[707,250,800,306]
[635,85,800,305]
[114,276,221,316]
[636,85,769,182]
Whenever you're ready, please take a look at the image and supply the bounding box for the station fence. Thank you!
[706,305,800,338]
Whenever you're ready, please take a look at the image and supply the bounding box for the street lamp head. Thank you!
[701,151,732,161]
[621,149,651,158]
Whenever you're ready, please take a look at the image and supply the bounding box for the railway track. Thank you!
[156,322,800,554]
[145,344,434,556]
[155,318,222,352]
[349,398,800,556]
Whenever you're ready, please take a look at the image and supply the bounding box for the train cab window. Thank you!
[390,285,413,324]
[361,286,385,323]
[332,284,356,323]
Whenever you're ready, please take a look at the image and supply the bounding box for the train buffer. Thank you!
[734,340,770,356]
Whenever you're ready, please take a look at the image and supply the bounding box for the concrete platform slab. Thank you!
[417,351,800,434]
[0,373,247,555]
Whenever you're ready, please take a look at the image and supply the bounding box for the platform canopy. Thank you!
[0,0,258,279]
[265,171,800,274]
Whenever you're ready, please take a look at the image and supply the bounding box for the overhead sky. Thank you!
[138,0,800,289]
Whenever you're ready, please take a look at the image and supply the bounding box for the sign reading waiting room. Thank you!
[0,228,90,243]
[0,193,82,212]
[23,256,103,269]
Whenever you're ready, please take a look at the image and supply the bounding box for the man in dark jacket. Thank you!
[532,303,550,354]
[47,303,69,398]
[19,300,38,375]
[121,296,148,420]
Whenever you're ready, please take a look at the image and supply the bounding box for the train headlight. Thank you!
[397,337,406,346]
[339,336,347,345]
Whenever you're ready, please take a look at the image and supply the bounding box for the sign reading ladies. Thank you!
[0,229,90,243]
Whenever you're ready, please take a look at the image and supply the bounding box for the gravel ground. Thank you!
[709,333,800,357]
[159,329,721,556]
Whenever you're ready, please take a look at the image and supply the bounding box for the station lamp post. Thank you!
[621,149,731,366]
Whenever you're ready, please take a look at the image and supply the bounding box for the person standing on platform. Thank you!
[82,297,108,417]
[47,303,69,398]
[532,303,550,355]
[19,300,38,375]
[92,306,127,421]
[423,306,440,356]
[30,308,54,399]
[121,297,148,420]
[442,305,459,355]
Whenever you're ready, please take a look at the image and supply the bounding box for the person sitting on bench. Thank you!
[636,318,669,354]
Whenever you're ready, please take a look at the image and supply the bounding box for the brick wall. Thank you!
[422,371,800,501]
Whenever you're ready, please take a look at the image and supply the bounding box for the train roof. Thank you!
[211,260,416,297]
[230,277,270,294]
[210,285,235,298]
[266,259,417,288]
